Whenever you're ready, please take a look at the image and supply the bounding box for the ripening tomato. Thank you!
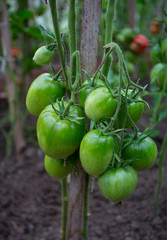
[98,166,138,203]
[33,46,55,65]
[80,129,114,178]
[79,79,105,108]
[26,73,65,116]
[85,87,117,122]
[150,19,160,35]
[150,63,167,89]
[130,34,149,55]
[122,135,157,171]
[37,102,86,159]
[44,154,75,179]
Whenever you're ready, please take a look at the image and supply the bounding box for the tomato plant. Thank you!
[26,73,65,116]
[98,166,138,203]
[150,63,167,89]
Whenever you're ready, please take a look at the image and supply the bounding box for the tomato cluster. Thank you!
[26,43,158,204]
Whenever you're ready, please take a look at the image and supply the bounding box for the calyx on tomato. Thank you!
[122,134,157,171]
[98,166,138,203]
[26,73,65,116]
[80,129,114,178]
[130,34,149,55]
[85,87,118,122]
[37,102,86,159]
[33,45,55,65]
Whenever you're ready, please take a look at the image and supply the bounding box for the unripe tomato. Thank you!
[37,103,86,159]
[33,46,55,65]
[121,28,134,42]
[130,34,149,55]
[44,154,74,179]
[98,166,138,203]
[85,87,117,122]
[161,38,167,60]
[80,129,114,178]
[150,44,162,64]
[26,73,65,116]
[116,93,144,129]
[150,63,167,89]
[122,135,157,171]
[79,79,105,108]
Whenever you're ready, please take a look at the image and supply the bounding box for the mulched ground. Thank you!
[0,132,167,240]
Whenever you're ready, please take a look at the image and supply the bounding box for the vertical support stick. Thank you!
[66,1,101,239]
[61,177,68,240]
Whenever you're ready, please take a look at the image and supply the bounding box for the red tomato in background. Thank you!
[130,34,149,55]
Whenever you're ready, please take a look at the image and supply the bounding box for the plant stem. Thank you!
[154,134,167,214]
[61,177,68,240]
[68,0,76,55]
[49,0,68,82]
[102,0,117,78]
[82,174,90,240]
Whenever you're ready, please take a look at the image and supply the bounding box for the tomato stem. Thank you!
[68,0,77,57]
[49,0,68,83]
[82,173,90,240]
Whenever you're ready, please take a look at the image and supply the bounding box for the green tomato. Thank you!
[98,166,138,203]
[44,154,75,179]
[33,46,55,65]
[79,79,105,108]
[26,73,65,116]
[161,38,167,54]
[150,63,167,89]
[150,44,162,64]
[116,98,144,129]
[80,129,114,178]
[121,28,134,42]
[37,103,86,159]
[122,135,157,171]
[85,87,117,122]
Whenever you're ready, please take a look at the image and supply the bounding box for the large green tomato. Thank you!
[44,154,75,179]
[150,44,162,64]
[80,129,114,178]
[85,87,117,122]
[116,96,144,129]
[79,79,105,108]
[33,46,55,65]
[26,73,65,116]
[150,63,167,89]
[122,135,157,171]
[37,103,86,159]
[98,166,138,203]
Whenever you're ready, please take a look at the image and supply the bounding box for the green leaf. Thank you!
[17,10,34,20]
[157,109,167,123]
[149,130,160,138]
[39,25,55,40]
